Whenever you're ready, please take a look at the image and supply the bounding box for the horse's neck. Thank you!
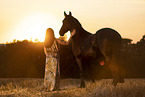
[77,27,91,37]
[72,27,92,44]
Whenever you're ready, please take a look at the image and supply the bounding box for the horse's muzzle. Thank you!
[59,29,64,36]
[59,32,64,36]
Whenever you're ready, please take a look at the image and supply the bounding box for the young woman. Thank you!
[42,28,76,91]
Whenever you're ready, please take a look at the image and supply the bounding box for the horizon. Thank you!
[0,0,145,44]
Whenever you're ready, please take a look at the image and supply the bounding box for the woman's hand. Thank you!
[44,47,47,55]
[71,29,76,36]
[56,29,76,45]
[56,39,68,45]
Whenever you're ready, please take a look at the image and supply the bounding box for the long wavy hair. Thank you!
[44,28,55,48]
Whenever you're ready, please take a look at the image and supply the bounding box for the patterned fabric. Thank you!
[44,40,59,91]
[46,40,58,55]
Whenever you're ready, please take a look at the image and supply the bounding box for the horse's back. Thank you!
[95,28,122,57]
[96,28,121,44]
[96,28,121,46]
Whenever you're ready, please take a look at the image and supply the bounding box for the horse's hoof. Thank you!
[80,86,85,88]
[92,80,95,83]
[112,82,117,87]
[112,81,117,87]
[80,84,85,88]
[119,79,124,83]
[114,83,117,87]
[52,88,61,91]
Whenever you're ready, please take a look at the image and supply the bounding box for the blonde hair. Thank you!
[44,28,55,48]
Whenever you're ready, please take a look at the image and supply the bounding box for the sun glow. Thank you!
[66,31,71,41]
[13,13,61,42]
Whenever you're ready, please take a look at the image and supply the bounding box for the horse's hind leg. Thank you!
[113,45,125,85]
[98,39,120,86]
[117,59,125,83]
[101,49,119,85]
[112,46,125,86]
[106,56,118,86]
[76,58,85,88]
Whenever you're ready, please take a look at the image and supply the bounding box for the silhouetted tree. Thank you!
[0,35,145,78]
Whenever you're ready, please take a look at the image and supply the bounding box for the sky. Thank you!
[0,0,145,43]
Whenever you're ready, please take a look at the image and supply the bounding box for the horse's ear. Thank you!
[64,11,67,17]
[69,11,72,16]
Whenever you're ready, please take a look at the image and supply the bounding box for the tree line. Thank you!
[0,35,145,79]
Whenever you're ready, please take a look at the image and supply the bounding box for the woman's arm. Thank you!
[56,29,76,45]
[56,39,69,45]
[44,47,47,55]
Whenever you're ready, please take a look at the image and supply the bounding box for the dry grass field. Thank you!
[0,78,144,97]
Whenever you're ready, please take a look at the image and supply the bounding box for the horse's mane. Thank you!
[72,16,92,35]
[72,16,82,28]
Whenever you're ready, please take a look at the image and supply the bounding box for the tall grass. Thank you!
[0,78,144,97]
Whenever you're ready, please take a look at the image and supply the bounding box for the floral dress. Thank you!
[44,40,60,91]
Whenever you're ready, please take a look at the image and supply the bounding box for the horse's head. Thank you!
[59,11,81,36]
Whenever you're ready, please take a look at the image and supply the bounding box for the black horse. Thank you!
[59,11,124,88]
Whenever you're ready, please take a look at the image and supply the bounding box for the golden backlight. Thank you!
[13,13,61,42]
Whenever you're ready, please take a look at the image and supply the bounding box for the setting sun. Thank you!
[12,13,61,42]
[0,0,145,43]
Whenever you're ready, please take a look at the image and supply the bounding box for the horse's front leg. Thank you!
[76,58,85,88]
